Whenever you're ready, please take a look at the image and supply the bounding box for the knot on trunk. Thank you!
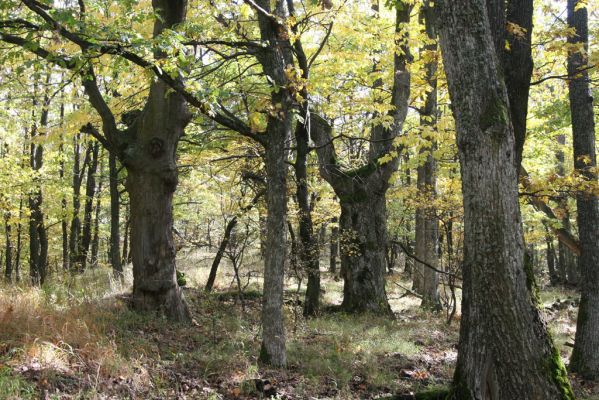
[148,137,165,158]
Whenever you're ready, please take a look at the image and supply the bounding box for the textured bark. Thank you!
[416,3,440,310]
[122,0,191,321]
[567,0,599,380]
[205,217,238,292]
[437,1,574,398]
[311,3,411,315]
[108,152,122,279]
[339,195,391,314]
[254,0,294,367]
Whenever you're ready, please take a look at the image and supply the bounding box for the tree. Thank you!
[567,0,599,380]
[437,0,574,397]
[311,1,411,315]
[415,1,440,310]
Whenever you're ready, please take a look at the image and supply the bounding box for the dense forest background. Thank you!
[0,0,597,399]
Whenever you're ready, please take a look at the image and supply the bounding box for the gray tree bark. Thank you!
[567,0,599,380]
[416,2,440,310]
[437,0,574,398]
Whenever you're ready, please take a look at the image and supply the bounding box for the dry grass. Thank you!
[0,254,596,399]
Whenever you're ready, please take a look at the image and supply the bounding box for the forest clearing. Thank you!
[0,0,598,398]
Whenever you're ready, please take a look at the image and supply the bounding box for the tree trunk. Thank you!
[78,140,100,271]
[294,121,320,317]
[544,225,559,286]
[59,103,69,271]
[329,217,339,274]
[437,0,574,398]
[123,0,191,321]
[311,3,411,315]
[567,0,599,380]
[90,154,103,267]
[4,213,12,282]
[109,152,122,279]
[69,132,83,269]
[338,194,392,314]
[29,78,50,286]
[252,0,295,368]
[416,3,440,310]
[205,217,238,292]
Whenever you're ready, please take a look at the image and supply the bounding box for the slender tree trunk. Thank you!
[90,153,103,267]
[29,77,50,286]
[59,102,69,271]
[437,0,574,398]
[567,0,599,380]
[544,225,559,286]
[4,213,12,282]
[122,203,130,266]
[329,217,338,274]
[294,121,320,317]
[78,140,100,271]
[205,217,237,292]
[69,132,83,269]
[109,152,122,279]
[14,196,22,283]
[416,3,440,310]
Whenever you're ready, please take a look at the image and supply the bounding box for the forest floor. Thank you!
[1,250,598,399]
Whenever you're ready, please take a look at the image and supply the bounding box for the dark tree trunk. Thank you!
[544,225,559,286]
[416,3,440,310]
[329,217,339,274]
[90,154,103,267]
[122,203,130,266]
[294,121,320,317]
[78,140,100,271]
[4,213,12,282]
[437,0,574,398]
[205,217,238,292]
[109,152,122,279]
[69,132,84,269]
[59,103,69,271]
[567,0,599,380]
[29,79,50,286]
[14,196,23,282]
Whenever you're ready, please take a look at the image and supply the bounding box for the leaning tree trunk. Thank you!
[338,192,391,314]
[437,0,574,398]
[122,0,191,321]
[567,0,599,380]
[205,217,238,292]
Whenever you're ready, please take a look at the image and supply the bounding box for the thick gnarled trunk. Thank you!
[338,194,391,314]
[438,0,574,398]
